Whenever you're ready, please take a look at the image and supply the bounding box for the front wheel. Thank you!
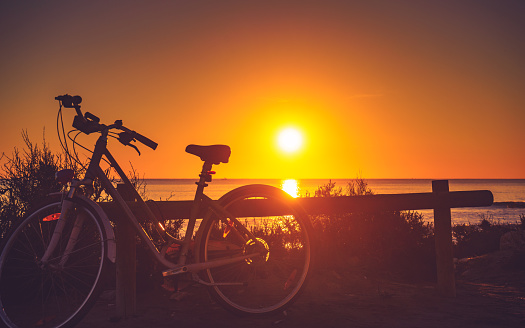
[0,196,110,328]
[198,184,313,315]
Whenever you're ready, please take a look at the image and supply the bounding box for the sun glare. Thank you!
[277,128,303,153]
[281,179,299,198]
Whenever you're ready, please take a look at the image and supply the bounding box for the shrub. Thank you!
[0,131,148,240]
[0,132,69,238]
[452,216,517,258]
[309,179,436,281]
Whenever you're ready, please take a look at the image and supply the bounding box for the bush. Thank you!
[0,131,146,240]
[309,179,436,281]
[452,216,517,258]
[0,132,69,238]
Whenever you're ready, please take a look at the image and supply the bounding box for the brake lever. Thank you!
[128,143,141,156]
[118,131,141,155]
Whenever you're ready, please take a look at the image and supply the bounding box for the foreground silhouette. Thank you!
[0,95,313,328]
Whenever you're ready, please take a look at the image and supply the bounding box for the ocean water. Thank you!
[143,179,525,225]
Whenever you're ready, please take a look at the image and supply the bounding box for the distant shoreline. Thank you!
[493,202,525,208]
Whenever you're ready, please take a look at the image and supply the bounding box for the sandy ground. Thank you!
[77,250,525,328]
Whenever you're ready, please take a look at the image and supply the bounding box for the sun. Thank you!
[277,127,303,153]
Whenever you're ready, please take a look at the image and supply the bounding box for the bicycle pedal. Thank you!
[162,266,188,277]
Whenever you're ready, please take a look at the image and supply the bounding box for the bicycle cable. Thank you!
[68,129,116,169]
[55,101,142,179]
[67,130,89,171]
[56,105,72,165]
[57,105,85,171]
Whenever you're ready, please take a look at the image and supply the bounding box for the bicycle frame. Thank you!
[41,130,261,280]
[0,95,312,328]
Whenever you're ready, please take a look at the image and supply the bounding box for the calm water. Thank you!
[143,179,525,225]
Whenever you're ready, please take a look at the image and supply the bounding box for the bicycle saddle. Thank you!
[185,144,231,164]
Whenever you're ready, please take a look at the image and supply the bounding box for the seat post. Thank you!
[192,161,213,202]
[178,161,214,265]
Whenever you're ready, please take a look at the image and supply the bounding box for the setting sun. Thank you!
[277,128,303,153]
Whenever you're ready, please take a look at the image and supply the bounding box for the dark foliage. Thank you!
[0,132,67,238]
[452,218,518,258]
[308,180,436,281]
[0,132,146,240]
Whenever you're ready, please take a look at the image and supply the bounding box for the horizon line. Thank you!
[142,177,525,180]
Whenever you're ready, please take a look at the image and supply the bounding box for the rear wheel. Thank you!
[198,184,313,315]
[0,197,110,328]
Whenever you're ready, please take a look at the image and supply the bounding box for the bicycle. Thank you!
[0,95,314,328]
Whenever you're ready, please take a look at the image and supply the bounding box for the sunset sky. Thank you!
[1,0,524,179]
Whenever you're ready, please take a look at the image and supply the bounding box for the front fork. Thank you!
[40,181,85,268]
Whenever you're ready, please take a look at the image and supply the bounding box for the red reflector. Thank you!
[166,243,180,255]
[43,213,60,222]
[207,171,216,175]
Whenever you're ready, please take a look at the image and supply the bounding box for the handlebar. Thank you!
[118,126,158,150]
[132,131,158,150]
[56,94,158,151]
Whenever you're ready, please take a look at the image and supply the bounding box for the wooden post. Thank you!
[114,183,136,319]
[432,180,456,297]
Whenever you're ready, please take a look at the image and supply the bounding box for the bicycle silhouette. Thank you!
[0,95,313,328]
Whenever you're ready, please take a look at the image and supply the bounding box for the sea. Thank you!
[143,179,525,226]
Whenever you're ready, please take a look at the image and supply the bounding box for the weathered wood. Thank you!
[114,183,136,320]
[99,190,493,218]
[432,180,456,297]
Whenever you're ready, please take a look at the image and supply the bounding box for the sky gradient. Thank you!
[1,0,524,179]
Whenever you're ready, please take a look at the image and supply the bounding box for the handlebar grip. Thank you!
[55,94,82,108]
[133,132,158,150]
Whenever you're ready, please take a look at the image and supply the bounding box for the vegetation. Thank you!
[0,132,68,238]
[452,216,521,259]
[307,180,436,281]
[0,132,145,239]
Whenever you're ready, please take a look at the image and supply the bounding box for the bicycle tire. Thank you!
[197,184,313,315]
[0,196,110,328]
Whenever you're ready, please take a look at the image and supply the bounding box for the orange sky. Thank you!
[1,1,524,179]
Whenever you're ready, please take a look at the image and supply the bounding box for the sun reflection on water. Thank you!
[281,179,299,198]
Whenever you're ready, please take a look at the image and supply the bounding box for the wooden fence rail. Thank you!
[100,180,493,319]
[101,189,493,219]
